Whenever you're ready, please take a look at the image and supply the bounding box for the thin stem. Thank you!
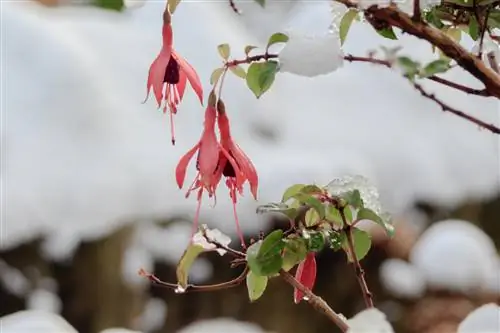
[345,226,374,308]
[279,270,349,332]
[226,53,279,67]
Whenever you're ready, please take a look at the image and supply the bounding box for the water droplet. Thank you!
[302,230,311,239]
[175,285,186,294]
[303,296,310,301]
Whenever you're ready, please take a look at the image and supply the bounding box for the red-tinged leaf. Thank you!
[293,253,317,304]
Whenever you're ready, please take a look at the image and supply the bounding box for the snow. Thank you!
[457,303,500,333]
[0,260,30,297]
[176,318,266,333]
[133,297,167,333]
[0,310,78,333]
[379,259,425,299]
[346,308,394,333]
[2,0,499,259]
[27,288,62,314]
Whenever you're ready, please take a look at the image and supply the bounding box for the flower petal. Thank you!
[145,50,171,107]
[294,253,317,304]
[175,143,200,189]
[229,142,258,199]
[161,23,173,49]
[175,51,203,105]
[197,107,219,180]
[176,64,188,102]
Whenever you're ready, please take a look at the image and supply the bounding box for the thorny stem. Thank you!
[279,270,349,332]
[339,208,374,309]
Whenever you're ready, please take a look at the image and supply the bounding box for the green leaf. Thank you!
[246,271,268,302]
[93,0,124,11]
[254,0,265,7]
[246,61,279,99]
[267,32,289,50]
[291,193,325,219]
[425,9,444,29]
[325,206,343,228]
[469,16,480,41]
[488,11,500,29]
[282,184,306,203]
[167,0,181,14]
[300,185,323,195]
[342,206,353,225]
[246,230,285,276]
[420,59,451,78]
[217,44,231,60]
[176,244,204,289]
[282,236,308,271]
[210,68,224,85]
[357,208,395,237]
[341,190,363,209]
[305,208,320,227]
[397,56,421,80]
[255,202,298,220]
[446,27,462,43]
[328,231,343,251]
[244,45,258,56]
[306,232,326,253]
[376,27,398,40]
[229,65,246,79]
[342,228,372,262]
[339,9,358,45]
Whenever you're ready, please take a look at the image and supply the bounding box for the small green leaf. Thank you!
[376,27,398,40]
[246,271,268,302]
[328,231,343,251]
[93,0,124,11]
[446,27,462,43]
[341,190,363,209]
[292,193,325,219]
[342,228,372,262]
[246,61,279,99]
[305,208,320,227]
[210,68,224,85]
[357,208,395,237]
[244,45,258,56]
[325,206,343,228]
[342,206,353,225]
[217,43,231,60]
[176,244,204,289]
[420,59,451,78]
[267,32,289,50]
[229,65,246,79]
[254,0,265,7]
[255,203,298,220]
[167,0,181,14]
[282,236,308,271]
[469,16,480,41]
[397,56,421,80]
[339,9,358,45]
[300,185,323,195]
[306,232,326,253]
[247,230,285,276]
[488,11,500,29]
[282,184,306,203]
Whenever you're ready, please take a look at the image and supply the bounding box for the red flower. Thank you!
[294,253,317,304]
[144,17,203,145]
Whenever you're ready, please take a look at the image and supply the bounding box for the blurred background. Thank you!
[1,0,499,332]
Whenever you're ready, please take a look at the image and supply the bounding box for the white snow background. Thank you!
[1,0,500,331]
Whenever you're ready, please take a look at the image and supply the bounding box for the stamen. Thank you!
[169,106,175,145]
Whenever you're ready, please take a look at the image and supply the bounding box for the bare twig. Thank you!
[279,270,349,332]
[412,82,500,134]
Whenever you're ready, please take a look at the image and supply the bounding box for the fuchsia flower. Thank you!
[294,253,317,304]
[144,14,203,145]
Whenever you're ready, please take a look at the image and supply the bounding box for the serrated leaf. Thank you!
[306,232,326,253]
[246,271,268,302]
[246,61,279,99]
[329,231,343,251]
[167,0,181,14]
[282,184,306,203]
[342,228,371,262]
[376,27,398,40]
[267,32,289,50]
[294,253,316,304]
[229,65,246,79]
[282,236,308,271]
[217,43,231,60]
[469,16,480,41]
[244,45,258,56]
[340,9,358,45]
[420,59,451,78]
[176,244,204,289]
[246,230,285,276]
[210,68,224,85]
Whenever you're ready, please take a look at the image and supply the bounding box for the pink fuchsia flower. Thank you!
[144,13,203,145]
[175,97,219,234]
[294,252,317,304]
[213,100,259,248]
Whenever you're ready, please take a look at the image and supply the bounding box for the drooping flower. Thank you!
[294,252,317,304]
[144,12,203,145]
[175,96,219,234]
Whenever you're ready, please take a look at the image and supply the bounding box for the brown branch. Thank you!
[279,270,350,332]
[226,54,279,67]
[412,81,500,134]
[334,0,500,98]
